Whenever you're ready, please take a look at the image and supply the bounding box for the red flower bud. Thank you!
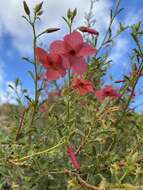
[114,80,126,83]
[78,26,99,35]
[67,146,80,170]
[45,28,60,33]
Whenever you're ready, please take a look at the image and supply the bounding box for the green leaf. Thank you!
[22,57,34,64]
[16,98,22,105]
[28,71,35,80]
[8,84,14,90]
[25,95,32,102]
[62,16,69,25]
[110,9,113,20]
[15,78,20,87]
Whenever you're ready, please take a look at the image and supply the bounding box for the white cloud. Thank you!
[0,82,16,104]
[0,0,112,55]
[110,37,129,64]
[0,59,22,105]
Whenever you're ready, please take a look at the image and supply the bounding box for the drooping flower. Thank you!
[78,26,99,35]
[67,146,80,170]
[72,78,94,96]
[50,31,96,75]
[95,85,121,101]
[36,47,66,81]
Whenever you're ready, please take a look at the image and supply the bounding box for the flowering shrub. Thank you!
[1,0,143,190]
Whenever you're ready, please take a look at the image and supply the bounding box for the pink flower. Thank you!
[67,146,80,170]
[50,31,96,75]
[72,78,94,96]
[36,47,66,81]
[78,26,99,35]
[95,85,121,101]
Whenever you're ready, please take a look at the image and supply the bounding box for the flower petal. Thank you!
[78,43,96,57]
[72,57,87,75]
[78,87,89,96]
[50,40,66,54]
[46,69,62,81]
[64,31,83,50]
[95,90,105,101]
[85,84,94,93]
[61,56,70,69]
[36,47,48,66]
[46,69,66,81]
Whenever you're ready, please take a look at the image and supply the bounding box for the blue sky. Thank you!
[0,0,143,111]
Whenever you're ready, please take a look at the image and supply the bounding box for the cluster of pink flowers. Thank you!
[72,78,120,101]
[36,30,96,80]
[37,29,121,102]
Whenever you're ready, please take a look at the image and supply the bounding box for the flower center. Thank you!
[69,50,76,55]
[49,61,58,70]
[105,90,111,95]
[79,82,85,87]
[49,61,53,65]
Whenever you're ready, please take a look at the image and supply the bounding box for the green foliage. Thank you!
[1,0,143,189]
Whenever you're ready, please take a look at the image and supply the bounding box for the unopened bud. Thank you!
[23,1,30,16]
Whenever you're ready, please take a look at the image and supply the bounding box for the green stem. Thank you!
[67,24,72,130]
[32,24,38,106]
[28,21,39,144]
[67,69,71,130]
[19,140,66,161]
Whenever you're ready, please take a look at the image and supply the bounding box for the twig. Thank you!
[15,109,26,141]
[75,173,101,190]
[75,128,91,156]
